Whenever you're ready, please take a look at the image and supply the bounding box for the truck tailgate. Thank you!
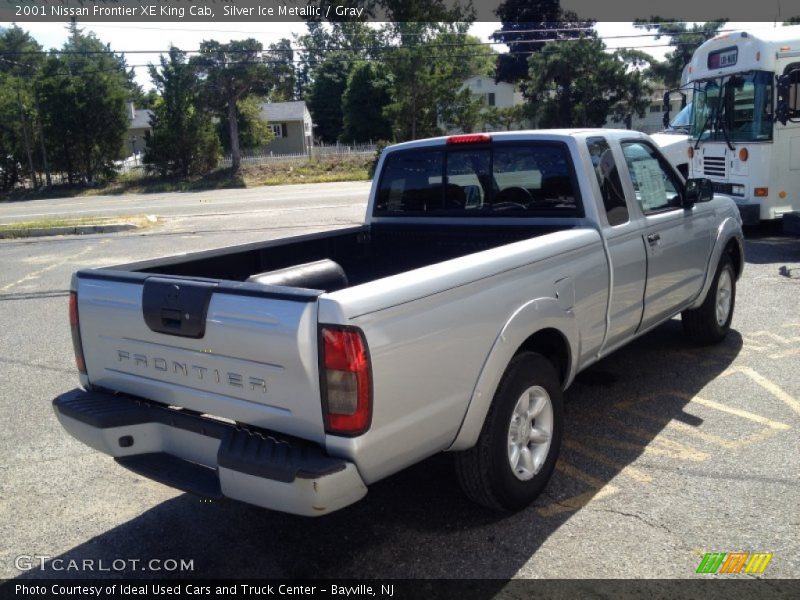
[75,273,326,444]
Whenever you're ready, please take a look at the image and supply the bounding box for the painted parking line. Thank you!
[537,461,620,517]
[537,364,796,517]
[564,439,653,483]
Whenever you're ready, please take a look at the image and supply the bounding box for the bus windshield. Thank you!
[690,70,773,142]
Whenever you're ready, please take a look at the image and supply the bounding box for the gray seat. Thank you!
[246,259,349,291]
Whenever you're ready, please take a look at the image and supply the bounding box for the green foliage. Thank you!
[144,47,220,177]
[340,62,393,143]
[383,25,496,140]
[307,52,353,143]
[483,104,530,131]
[191,38,273,171]
[294,22,382,99]
[216,96,274,152]
[493,0,594,83]
[0,25,45,190]
[523,36,652,128]
[440,88,487,133]
[633,20,727,88]
[265,38,296,101]
[36,23,130,183]
[130,86,159,110]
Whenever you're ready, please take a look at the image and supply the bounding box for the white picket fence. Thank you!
[218,142,377,168]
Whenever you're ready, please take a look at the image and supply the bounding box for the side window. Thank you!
[787,66,800,120]
[586,137,629,226]
[375,151,443,213]
[621,141,683,214]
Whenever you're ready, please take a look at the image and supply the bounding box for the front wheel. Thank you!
[681,254,736,345]
[455,352,563,511]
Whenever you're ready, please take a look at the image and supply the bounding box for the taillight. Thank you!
[446,133,491,145]
[320,326,371,436]
[68,291,86,374]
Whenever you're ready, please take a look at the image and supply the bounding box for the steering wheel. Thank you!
[495,186,533,204]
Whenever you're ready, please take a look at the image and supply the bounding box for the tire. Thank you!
[681,254,736,345]
[455,352,563,512]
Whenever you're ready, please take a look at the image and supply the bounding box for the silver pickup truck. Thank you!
[54,130,744,516]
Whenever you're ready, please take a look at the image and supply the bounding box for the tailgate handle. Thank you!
[142,277,217,338]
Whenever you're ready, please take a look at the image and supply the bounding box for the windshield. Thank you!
[670,103,692,129]
[690,70,773,142]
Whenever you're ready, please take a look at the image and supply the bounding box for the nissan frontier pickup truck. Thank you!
[54,130,744,516]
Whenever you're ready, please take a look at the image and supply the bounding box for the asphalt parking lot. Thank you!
[0,190,798,583]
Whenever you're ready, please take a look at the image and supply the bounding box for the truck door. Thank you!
[619,140,714,331]
[586,136,646,350]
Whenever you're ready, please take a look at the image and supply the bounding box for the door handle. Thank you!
[647,233,661,245]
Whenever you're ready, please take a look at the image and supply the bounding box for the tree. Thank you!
[523,36,651,128]
[294,21,382,99]
[216,95,273,153]
[483,104,529,131]
[307,52,353,143]
[191,39,272,172]
[492,0,594,83]
[383,25,495,140]
[144,47,220,177]
[441,88,486,133]
[340,62,393,142]
[0,25,44,190]
[36,23,130,183]
[633,20,727,89]
[265,38,295,101]
[130,85,159,110]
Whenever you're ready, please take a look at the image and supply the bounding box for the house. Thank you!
[462,75,524,110]
[259,101,313,155]
[441,75,530,134]
[126,102,152,156]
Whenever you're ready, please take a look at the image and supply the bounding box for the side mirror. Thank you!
[662,91,671,129]
[684,178,714,207]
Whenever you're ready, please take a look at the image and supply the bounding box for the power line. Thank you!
[0,28,738,56]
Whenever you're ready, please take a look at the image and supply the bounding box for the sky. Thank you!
[7,20,781,89]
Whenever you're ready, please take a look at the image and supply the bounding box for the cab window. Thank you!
[620,141,683,214]
[586,137,629,226]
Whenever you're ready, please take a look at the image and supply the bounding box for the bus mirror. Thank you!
[662,91,671,128]
[685,178,714,206]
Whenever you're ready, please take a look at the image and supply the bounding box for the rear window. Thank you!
[374,142,582,217]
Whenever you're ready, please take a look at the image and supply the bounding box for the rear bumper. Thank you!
[53,389,367,516]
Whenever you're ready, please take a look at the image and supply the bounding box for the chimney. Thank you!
[129,101,135,121]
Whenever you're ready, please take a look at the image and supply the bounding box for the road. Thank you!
[0,181,372,224]
[0,182,798,584]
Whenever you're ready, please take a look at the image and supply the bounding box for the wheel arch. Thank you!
[689,216,744,310]
[448,297,577,451]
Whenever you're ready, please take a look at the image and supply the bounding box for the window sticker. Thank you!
[632,159,667,211]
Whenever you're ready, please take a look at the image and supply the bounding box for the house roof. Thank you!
[129,109,152,129]
[260,101,309,122]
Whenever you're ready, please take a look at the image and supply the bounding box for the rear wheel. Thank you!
[681,254,736,345]
[455,352,563,511]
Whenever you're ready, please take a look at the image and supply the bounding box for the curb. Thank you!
[0,223,139,240]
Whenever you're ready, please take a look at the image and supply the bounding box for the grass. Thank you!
[0,155,372,202]
[0,214,157,236]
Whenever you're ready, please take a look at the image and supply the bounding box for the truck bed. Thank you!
[115,222,571,290]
